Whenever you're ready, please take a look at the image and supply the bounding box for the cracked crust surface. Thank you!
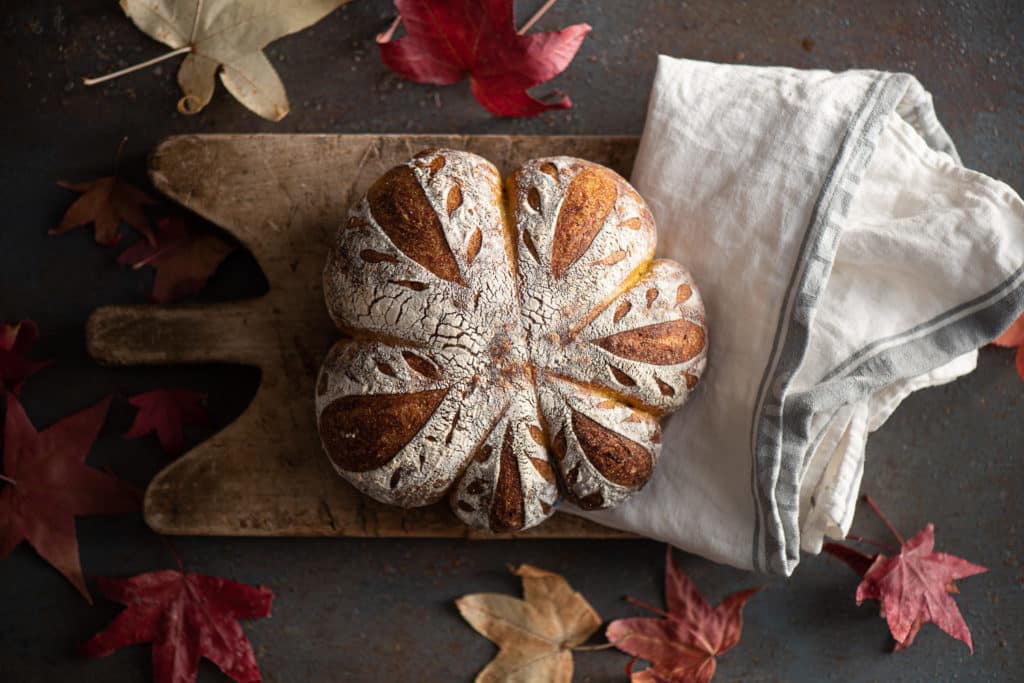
[317,149,708,532]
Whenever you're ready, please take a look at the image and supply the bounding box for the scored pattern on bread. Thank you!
[318,149,707,532]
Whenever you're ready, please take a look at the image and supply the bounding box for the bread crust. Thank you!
[317,149,707,532]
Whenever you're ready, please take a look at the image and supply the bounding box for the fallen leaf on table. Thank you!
[456,564,601,682]
[118,216,235,304]
[91,0,350,121]
[54,177,156,246]
[378,0,591,117]
[124,390,210,457]
[0,320,53,395]
[992,312,1024,382]
[81,564,274,683]
[823,495,987,652]
[606,547,761,683]
[858,525,986,653]
[0,395,140,602]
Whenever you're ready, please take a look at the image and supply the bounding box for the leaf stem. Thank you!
[845,534,897,554]
[129,237,187,269]
[625,595,670,618]
[0,474,17,486]
[157,535,184,572]
[114,136,128,172]
[863,494,904,545]
[518,0,558,35]
[376,15,402,43]
[83,46,192,86]
[572,641,619,651]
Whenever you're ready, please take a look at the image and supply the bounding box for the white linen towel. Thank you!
[576,56,1024,575]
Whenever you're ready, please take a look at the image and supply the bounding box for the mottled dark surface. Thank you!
[1,1,1022,681]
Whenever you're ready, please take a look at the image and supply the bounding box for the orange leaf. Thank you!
[993,312,1024,348]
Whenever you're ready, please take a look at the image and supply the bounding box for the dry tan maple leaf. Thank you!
[86,0,349,121]
[456,564,601,683]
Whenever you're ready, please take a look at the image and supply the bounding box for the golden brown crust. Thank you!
[570,409,653,489]
[550,167,618,279]
[446,183,463,216]
[401,351,441,380]
[466,228,483,265]
[367,165,464,285]
[318,389,448,472]
[592,319,706,366]
[489,424,525,532]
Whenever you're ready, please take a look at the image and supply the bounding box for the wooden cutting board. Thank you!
[87,134,642,539]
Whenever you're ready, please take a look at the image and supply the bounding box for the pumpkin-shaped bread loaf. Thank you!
[316,149,707,532]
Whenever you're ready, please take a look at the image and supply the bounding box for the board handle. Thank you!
[87,301,271,366]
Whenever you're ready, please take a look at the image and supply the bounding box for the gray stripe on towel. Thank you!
[751,72,1024,575]
[779,264,1024,565]
[748,74,910,574]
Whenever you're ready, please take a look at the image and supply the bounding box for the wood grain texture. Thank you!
[87,134,640,538]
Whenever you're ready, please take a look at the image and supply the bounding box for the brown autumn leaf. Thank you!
[54,177,156,246]
[88,0,350,121]
[456,564,601,683]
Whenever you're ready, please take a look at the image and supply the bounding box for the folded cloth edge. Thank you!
[748,71,1024,574]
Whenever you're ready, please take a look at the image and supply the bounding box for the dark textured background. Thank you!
[1,1,1022,681]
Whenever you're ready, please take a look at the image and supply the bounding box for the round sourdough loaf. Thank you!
[316,148,707,532]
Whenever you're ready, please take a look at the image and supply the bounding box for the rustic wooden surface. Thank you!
[86,134,640,539]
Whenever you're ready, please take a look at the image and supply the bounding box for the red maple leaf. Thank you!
[823,541,959,652]
[82,563,274,683]
[377,0,591,117]
[858,525,987,653]
[124,390,210,456]
[823,495,987,652]
[0,320,53,395]
[992,313,1024,382]
[0,395,140,602]
[54,176,157,246]
[606,547,761,682]
[118,215,235,304]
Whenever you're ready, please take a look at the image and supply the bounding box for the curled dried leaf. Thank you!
[90,0,350,121]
